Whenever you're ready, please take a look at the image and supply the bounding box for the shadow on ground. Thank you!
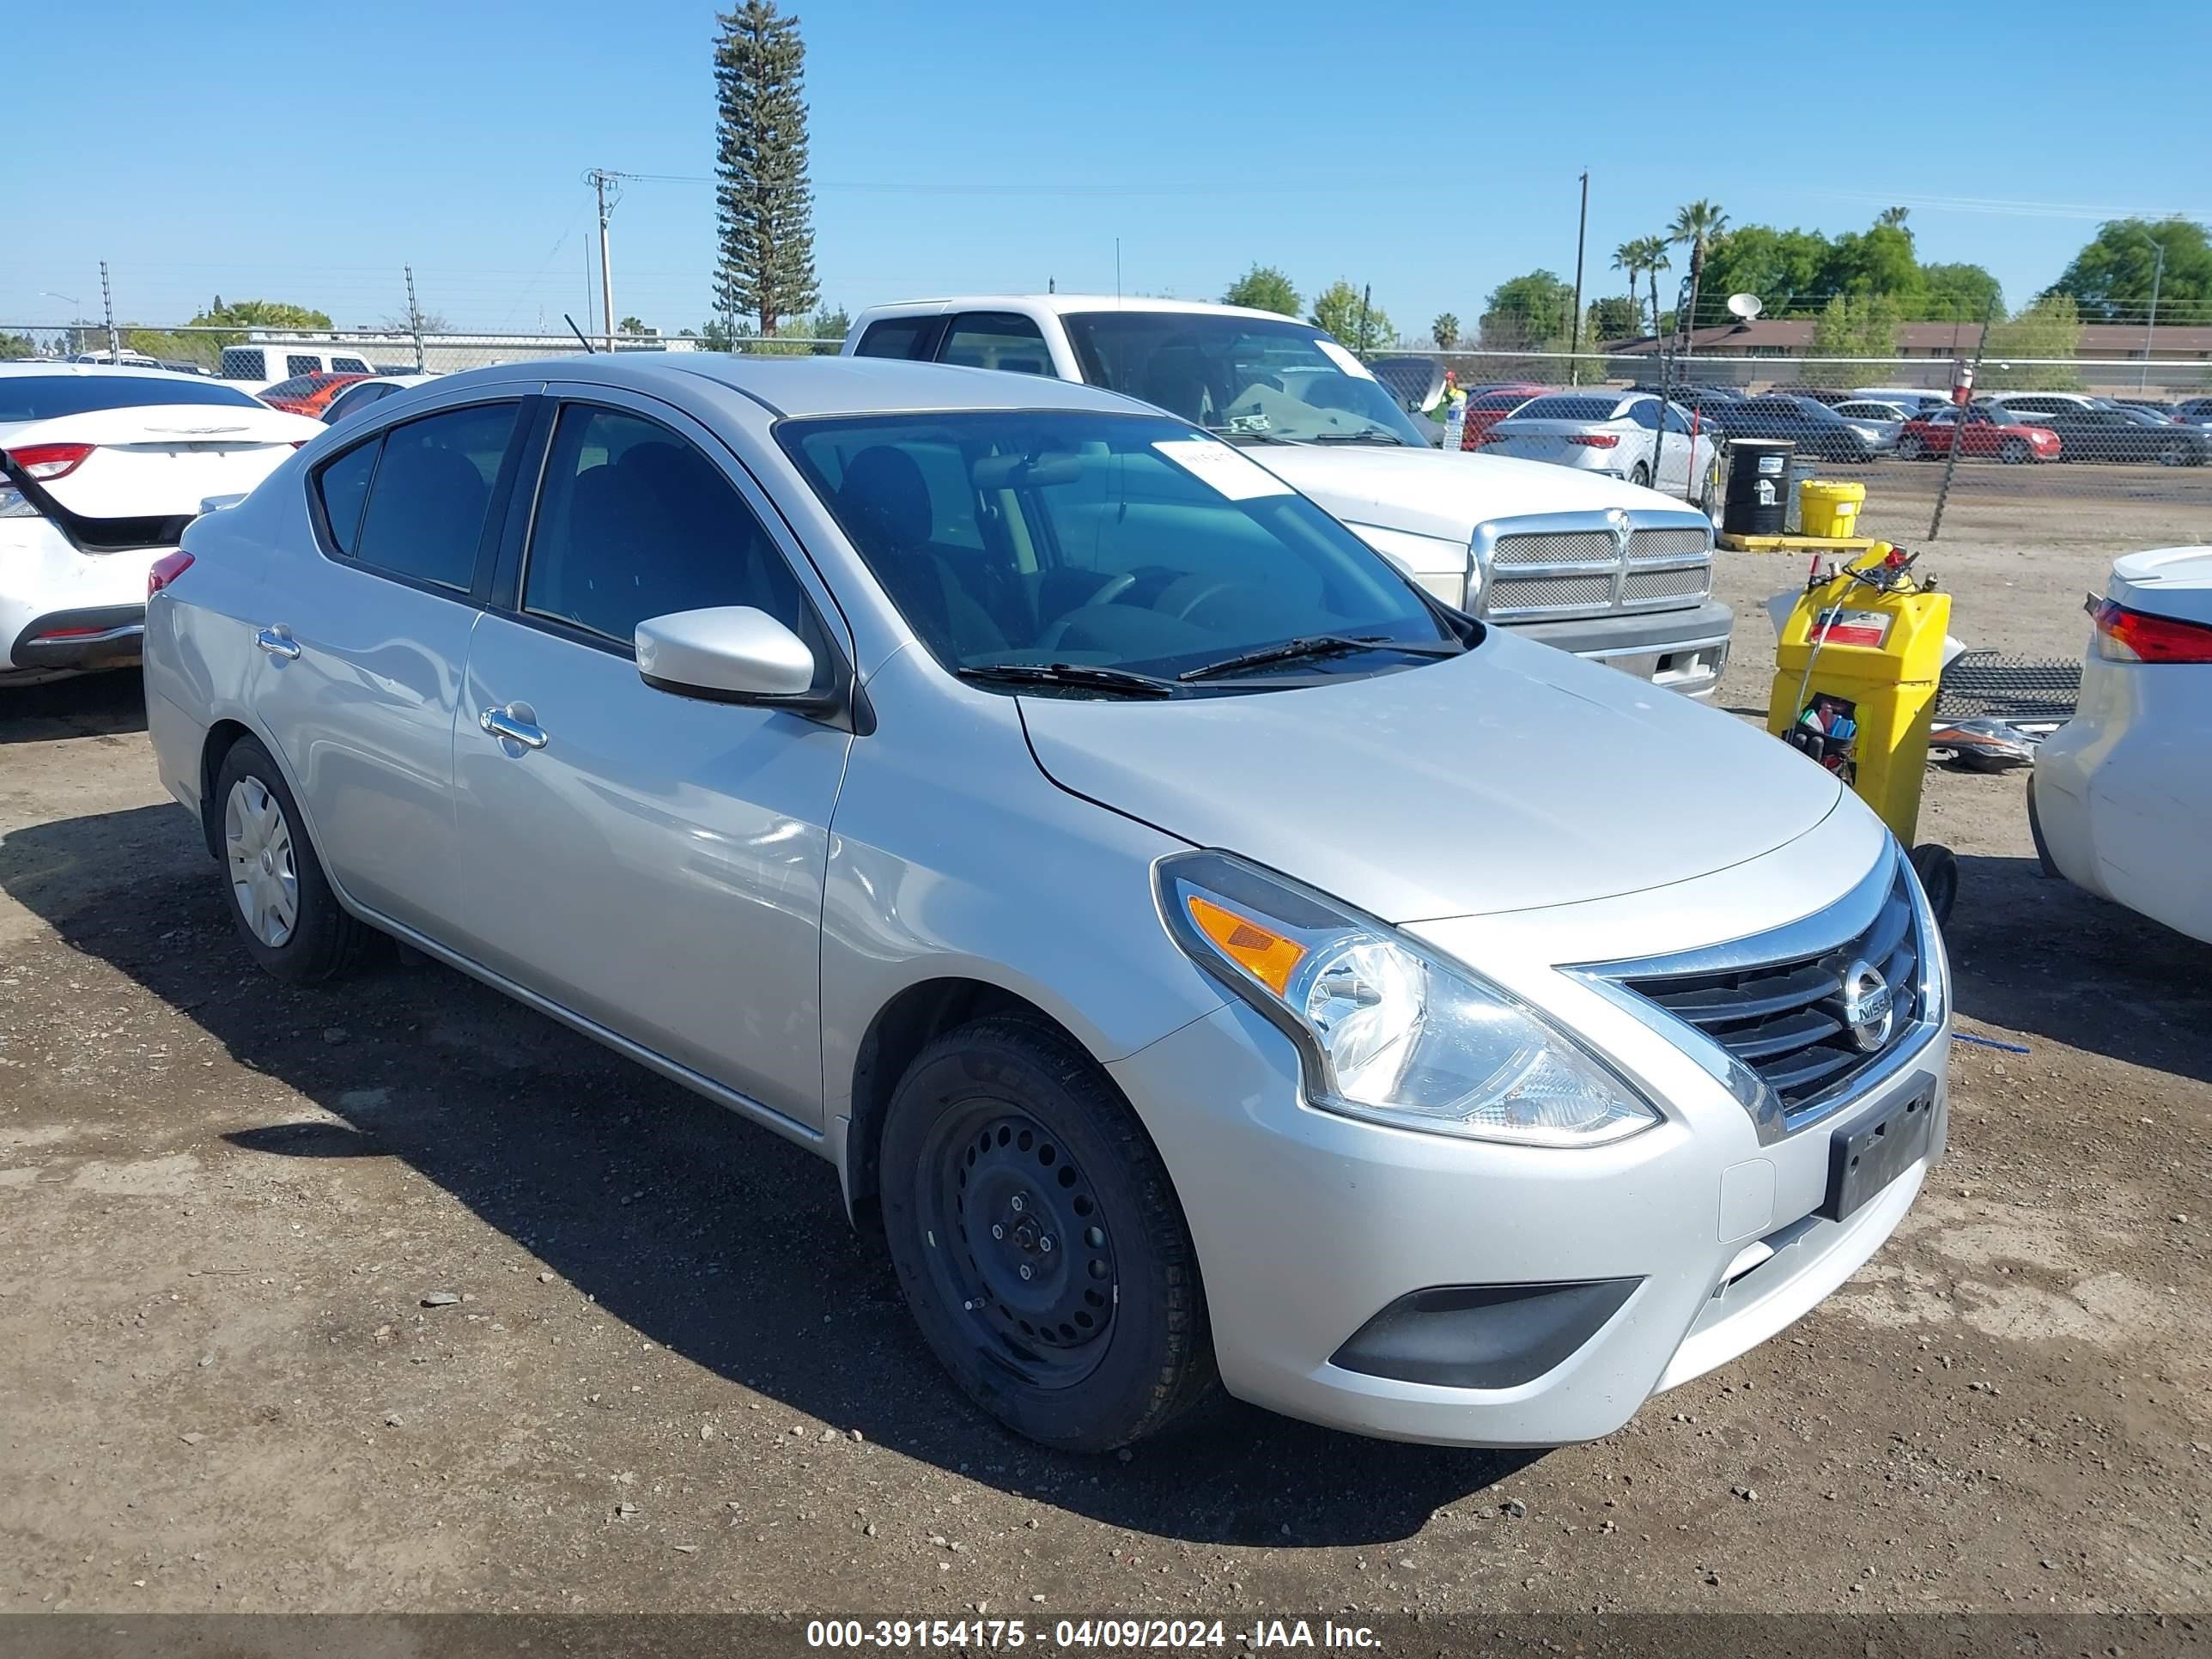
[0,669,148,744]
[1946,851,2212,1085]
[0,800,1534,1547]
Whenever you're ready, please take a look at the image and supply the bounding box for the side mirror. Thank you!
[635,606,818,704]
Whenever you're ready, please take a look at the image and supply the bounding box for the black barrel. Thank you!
[1723,439,1795,538]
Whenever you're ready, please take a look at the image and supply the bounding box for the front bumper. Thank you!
[1109,819,1946,1447]
[1502,599,1735,699]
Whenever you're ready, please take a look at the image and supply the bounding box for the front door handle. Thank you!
[255,626,301,660]
[479,703,549,750]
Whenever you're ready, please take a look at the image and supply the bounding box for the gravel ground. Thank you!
[2,532,2208,1620]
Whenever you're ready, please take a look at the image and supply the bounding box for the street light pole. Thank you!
[1569,169,1589,386]
[2142,235,2166,392]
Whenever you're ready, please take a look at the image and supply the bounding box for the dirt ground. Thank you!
[2,527,2208,1621]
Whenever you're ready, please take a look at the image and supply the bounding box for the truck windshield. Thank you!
[778,409,1459,691]
[1060,312,1430,448]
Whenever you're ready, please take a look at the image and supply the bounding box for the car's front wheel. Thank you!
[2000,436,2033,465]
[213,736,371,984]
[1898,433,1925,460]
[878,1015,1218,1452]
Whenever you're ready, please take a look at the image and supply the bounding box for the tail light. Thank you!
[5,441,94,480]
[1567,434,1619,449]
[148,550,195,599]
[2090,595,2212,664]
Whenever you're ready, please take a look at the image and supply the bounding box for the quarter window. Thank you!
[331,356,371,374]
[854,318,937,360]
[287,355,322,378]
[314,439,379,556]
[520,404,821,656]
[346,402,519,591]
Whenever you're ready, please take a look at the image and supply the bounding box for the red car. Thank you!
[1458,385,1546,450]
[1898,404,2062,465]
[257,372,373,418]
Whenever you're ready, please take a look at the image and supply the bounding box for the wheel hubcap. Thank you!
[224,777,299,948]
[922,1109,1117,1388]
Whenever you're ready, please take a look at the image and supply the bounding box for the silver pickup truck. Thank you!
[844,295,1735,696]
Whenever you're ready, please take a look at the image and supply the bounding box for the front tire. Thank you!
[213,736,370,985]
[878,1015,1218,1452]
[2000,436,2033,465]
[1898,433,1925,461]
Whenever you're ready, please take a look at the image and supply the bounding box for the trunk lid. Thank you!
[0,405,319,519]
[1018,630,1842,923]
[1483,420,1623,465]
[2111,546,2212,627]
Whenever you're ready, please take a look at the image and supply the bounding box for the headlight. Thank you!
[1158,852,1662,1147]
[1899,850,1950,1026]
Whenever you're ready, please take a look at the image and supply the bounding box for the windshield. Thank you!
[1058,312,1429,447]
[0,374,267,423]
[779,410,1457,690]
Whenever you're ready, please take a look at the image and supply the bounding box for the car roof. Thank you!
[0,362,217,381]
[421,350,1163,418]
[860,294,1310,325]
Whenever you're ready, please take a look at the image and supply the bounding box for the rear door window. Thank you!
[347,402,520,592]
[219,348,267,380]
[287,355,322,378]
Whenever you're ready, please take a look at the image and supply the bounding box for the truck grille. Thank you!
[1476,514,1714,623]
[1609,865,1923,1112]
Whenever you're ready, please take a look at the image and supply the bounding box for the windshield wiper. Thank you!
[955,662,1178,699]
[1176,634,1461,683]
[1205,423,1294,445]
[1306,429,1407,446]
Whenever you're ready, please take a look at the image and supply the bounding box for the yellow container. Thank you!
[1765,544,1953,845]
[1798,478,1866,539]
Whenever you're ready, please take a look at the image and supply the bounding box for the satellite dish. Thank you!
[1727,292,1765,321]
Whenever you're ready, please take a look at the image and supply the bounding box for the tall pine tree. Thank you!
[713,1,818,338]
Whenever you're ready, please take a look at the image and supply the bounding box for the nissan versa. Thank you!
[143,355,1950,1452]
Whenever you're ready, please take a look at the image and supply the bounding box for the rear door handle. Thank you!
[479,704,549,750]
[255,626,301,660]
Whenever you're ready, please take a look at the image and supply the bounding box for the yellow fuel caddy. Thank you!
[1765,544,1952,851]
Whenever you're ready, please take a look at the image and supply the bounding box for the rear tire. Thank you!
[213,736,371,985]
[878,1015,1218,1452]
[1630,463,1651,488]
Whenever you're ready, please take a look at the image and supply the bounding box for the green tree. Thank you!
[1668,199,1729,337]
[1984,295,2085,391]
[617,316,650,335]
[1309,281,1392,351]
[714,0,819,337]
[1222,264,1300,316]
[1820,226,1923,306]
[1809,295,1901,387]
[1430,312,1459,349]
[1877,205,1911,237]
[193,297,336,331]
[1479,270,1576,348]
[1695,224,1831,317]
[1612,235,1670,338]
[1916,262,2002,323]
[2047,216,2212,325]
[1587,295,1643,343]
[0,331,34,360]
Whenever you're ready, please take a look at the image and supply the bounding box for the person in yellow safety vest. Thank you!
[1441,370,1469,447]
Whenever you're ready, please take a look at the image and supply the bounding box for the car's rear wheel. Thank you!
[1630,463,1651,488]
[1999,437,2032,465]
[213,736,371,985]
[878,1014,1218,1452]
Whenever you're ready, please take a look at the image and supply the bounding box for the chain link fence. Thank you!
[1376,346,2212,553]
[8,323,2209,551]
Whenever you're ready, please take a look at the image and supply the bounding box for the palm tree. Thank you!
[1613,236,1670,341]
[1668,200,1729,356]
[1877,205,1911,237]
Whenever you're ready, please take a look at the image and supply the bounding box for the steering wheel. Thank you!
[1082,571,1139,609]
[1162,579,1236,620]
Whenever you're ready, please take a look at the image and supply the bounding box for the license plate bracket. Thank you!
[1820,1085,1934,1222]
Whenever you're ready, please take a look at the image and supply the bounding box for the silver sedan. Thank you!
[143,354,1948,1451]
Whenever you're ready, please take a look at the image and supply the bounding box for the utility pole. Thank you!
[586,168,622,354]
[99,261,119,362]
[2142,234,2166,392]
[1569,170,1589,385]
[1358,283,1373,354]
[404,264,425,371]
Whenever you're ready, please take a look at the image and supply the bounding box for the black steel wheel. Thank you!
[878,1015,1218,1451]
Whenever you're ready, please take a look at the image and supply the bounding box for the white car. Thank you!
[320,373,437,426]
[1480,392,1723,508]
[1,366,323,685]
[2030,546,2212,943]
[1850,386,1952,414]
[216,343,380,392]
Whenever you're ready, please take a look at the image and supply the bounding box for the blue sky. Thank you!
[8,1,2209,337]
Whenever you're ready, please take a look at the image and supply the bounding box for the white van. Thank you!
[216,344,379,391]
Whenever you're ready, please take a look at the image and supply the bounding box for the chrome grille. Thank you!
[1611,866,1923,1112]
[1627,527,1711,563]
[1623,567,1711,605]
[1492,531,1616,567]
[1488,574,1615,613]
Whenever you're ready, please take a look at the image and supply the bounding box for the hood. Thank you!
[1019,630,1844,924]
[1244,443,1690,544]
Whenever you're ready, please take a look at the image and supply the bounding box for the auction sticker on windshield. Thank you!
[1153,438,1293,500]
[1311,339,1377,380]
